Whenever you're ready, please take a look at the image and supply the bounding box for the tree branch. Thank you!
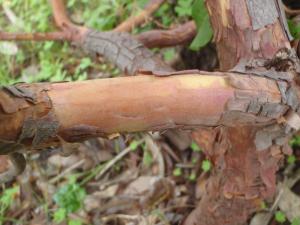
[114,0,166,32]
[136,21,196,48]
[0,71,286,152]
[0,0,195,49]
[0,31,71,41]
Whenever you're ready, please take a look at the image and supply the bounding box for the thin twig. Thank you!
[50,0,78,30]
[144,134,165,177]
[284,4,300,16]
[114,0,166,32]
[136,21,197,48]
[0,0,196,48]
[94,139,144,180]
[49,159,85,184]
[0,31,71,41]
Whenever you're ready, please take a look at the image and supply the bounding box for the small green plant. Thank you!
[290,135,300,147]
[173,167,182,177]
[287,154,297,165]
[292,217,300,225]
[163,48,176,62]
[130,140,140,151]
[190,141,201,152]
[188,171,197,181]
[288,19,300,39]
[175,0,193,17]
[143,150,153,167]
[0,186,19,225]
[53,177,86,224]
[201,159,212,172]
[68,219,83,225]
[260,201,267,210]
[275,211,286,223]
[192,157,198,164]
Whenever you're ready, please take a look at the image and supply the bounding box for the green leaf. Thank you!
[130,140,139,151]
[190,141,201,152]
[288,19,300,39]
[290,135,300,147]
[275,211,286,223]
[175,0,193,17]
[163,48,176,62]
[0,186,19,207]
[143,150,153,167]
[53,208,67,223]
[190,0,213,51]
[188,171,197,181]
[77,58,92,71]
[292,217,300,225]
[53,182,86,213]
[192,157,198,164]
[68,219,82,225]
[173,167,182,177]
[287,155,297,165]
[201,159,212,172]
[260,201,267,210]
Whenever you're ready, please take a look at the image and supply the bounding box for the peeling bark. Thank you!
[0,72,290,150]
[0,0,299,223]
[187,127,282,225]
[82,30,172,75]
[206,0,291,71]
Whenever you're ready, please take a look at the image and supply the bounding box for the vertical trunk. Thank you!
[185,1,292,224]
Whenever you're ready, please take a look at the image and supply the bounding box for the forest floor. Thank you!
[0,1,300,225]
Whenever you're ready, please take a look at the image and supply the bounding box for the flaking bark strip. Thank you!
[82,30,172,75]
[275,0,293,41]
[246,0,278,30]
[224,74,300,150]
[0,83,59,152]
[18,112,60,147]
[3,85,37,103]
[231,49,300,82]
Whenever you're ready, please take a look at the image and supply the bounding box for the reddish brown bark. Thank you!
[0,1,299,224]
[1,71,288,149]
[206,0,290,71]
[0,23,196,50]
[137,21,196,48]
[0,0,195,49]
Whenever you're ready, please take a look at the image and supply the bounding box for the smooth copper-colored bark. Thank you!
[0,74,233,147]
[0,71,286,150]
[50,75,233,137]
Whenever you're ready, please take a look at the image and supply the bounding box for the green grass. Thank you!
[0,0,147,84]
